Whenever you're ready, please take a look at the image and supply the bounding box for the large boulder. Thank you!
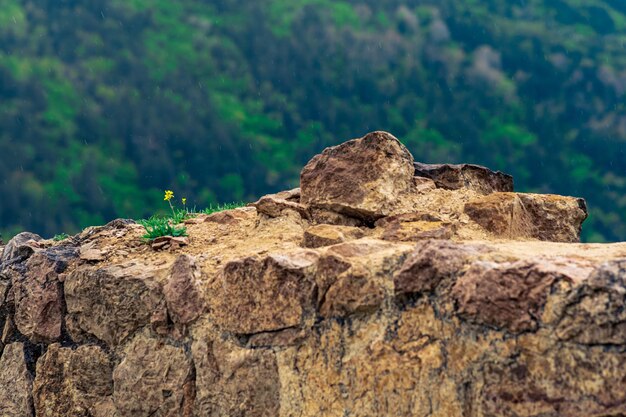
[300,131,415,221]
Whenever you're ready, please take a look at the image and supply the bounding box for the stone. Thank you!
[65,262,167,346]
[33,344,113,417]
[205,207,256,225]
[309,208,364,227]
[163,255,205,327]
[414,162,514,194]
[0,231,42,268]
[478,341,626,416]
[252,188,310,219]
[452,260,580,333]
[12,250,73,343]
[301,131,415,221]
[394,240,486,297]
[379,212,457,242]
[113,331,193,417]
[302,224,365,248]
[209,250,319,334]
[151,235,189,251]
[464,192,587,242]
[315,240,412,318]
[555,259,626,344]
[192,324,280,417]
[80,242,107,262]
[0,342,33,417]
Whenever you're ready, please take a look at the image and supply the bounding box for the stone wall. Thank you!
[1,132,624,416]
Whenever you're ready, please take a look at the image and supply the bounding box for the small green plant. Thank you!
[52,233,70,241]
[202,202,246,215]
[138,216,188,241]
[138,190,246,242]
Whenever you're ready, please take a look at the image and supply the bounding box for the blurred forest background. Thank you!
[1,0,626,242]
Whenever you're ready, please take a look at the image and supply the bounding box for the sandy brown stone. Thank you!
[33,344,113,417]
[452,260,578,333]
[465,192,587,242]
[12,251,71,343]
[192,324,280,417]
[113,331,192,417]
[252,189,310,220]
[65,262,168,346]
[4,132,626,417]
[309,207,364,227]
[301,131,414,221]
[478,340,626,416]
[303,224,365,248]
[381,215,457,241]
[414,162,514,194]
[163,254,205,327]
[555,259,626,344]
[0,343,33,417]
[209,249,319,334]
[205,207,256,225]
[316,240,413,318]
[394,240,486,296]
[0,232,42,268]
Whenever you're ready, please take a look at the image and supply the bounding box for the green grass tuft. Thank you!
[201,202,246,215]
[52,233,70,241]
[138,216,188,241]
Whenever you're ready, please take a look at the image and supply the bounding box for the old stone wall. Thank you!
[1,132,624,416]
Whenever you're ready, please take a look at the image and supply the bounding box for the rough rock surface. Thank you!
[414,162,514,194]
[0,343,33,417]
[33,344,112,417]
[464,192,587,242]
[1,131,625,417]
[301,131,415,221]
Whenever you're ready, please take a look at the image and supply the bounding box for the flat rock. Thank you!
[464,192,587,242]
[0,343,33,417]
[209,250,319,334]
[302,224,365,248]
[205,207,256,225]
[414,162,513,194]
[64,262,168,346]
[33,344,113,417]
[378,212,457,242]
[252,194,310,219]
[301,131,415,221]
[113,331,193,417]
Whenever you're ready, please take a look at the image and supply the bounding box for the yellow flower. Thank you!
[164,190,174,201]
[182,198,187,205]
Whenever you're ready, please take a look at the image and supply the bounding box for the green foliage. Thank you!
[2,0,626,242]
[138,216,188,241]
[52,233,70,241]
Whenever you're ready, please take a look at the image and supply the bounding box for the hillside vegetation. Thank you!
[1,0,626,241]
